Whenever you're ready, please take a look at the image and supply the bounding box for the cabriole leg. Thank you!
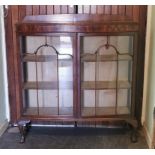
[130,127,138,143]
[126,119,138,143]
[74,121,77,127]
[17,120,31,143]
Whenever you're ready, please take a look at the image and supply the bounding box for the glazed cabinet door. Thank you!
[19,34,76,118]
[78,33,137,117]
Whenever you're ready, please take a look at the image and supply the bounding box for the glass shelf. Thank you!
[81,106,130,116]
[22,55,72,62]
[23,81,73,89]
[23,107,73,116]
[81,81,131,90]
[81,53,132,62]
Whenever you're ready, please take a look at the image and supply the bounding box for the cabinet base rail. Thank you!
[16,119,138,143]
[17,120,31,143]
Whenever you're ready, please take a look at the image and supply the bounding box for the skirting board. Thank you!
[143,122,154,149]
[0,119,9,137]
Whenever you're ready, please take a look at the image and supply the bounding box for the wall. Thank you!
[0,5,9,136]
[142,5,155,148]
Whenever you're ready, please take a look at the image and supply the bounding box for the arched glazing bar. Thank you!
[94,36,119,116]
[80,35,133,116]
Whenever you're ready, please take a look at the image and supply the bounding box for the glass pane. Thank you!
[117,89,131,114]
[58,55,73,115]
[23,90,58,116]
[22,36,74,116]
[82,36,133,54]
[81,90,116,116]
[117,60,132,114]
[80,35,133,116]
[82,36,107,53]
[110,36,133,54]
[81,90,95,116]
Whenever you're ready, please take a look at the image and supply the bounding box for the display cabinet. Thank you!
[5,5,147,144]
[16,23,138,143]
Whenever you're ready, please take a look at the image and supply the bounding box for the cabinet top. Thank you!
[20,14,134,24]
[16,14,139,34]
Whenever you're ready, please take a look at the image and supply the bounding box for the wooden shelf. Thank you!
[23,81,73,90]
[23,107,73,116]
[81,81,131,90]
[81,107,130,116]
[22,55,72,62]
[81,54,132,62]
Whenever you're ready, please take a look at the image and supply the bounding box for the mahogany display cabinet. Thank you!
[5,5,147,143]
